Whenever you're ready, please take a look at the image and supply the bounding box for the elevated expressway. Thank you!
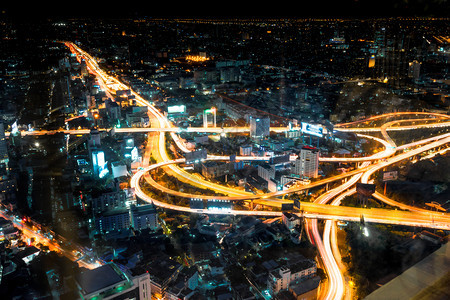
[64,42,450,299]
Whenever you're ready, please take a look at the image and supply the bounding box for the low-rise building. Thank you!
[75,262,151,300]
[94,208,130,234]
[90,189,128,214]
[282,212,302,230]
[201,161,235,179]
[267,258,318,296]
[130,204,158,231]
[240,145,252,156]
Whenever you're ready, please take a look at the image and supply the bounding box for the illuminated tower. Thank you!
[203,107,216,128]
[92,149,109,179]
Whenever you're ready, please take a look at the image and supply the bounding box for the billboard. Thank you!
[11,121,18,135]
[207,199,232,211]
[383,171,398,181]
[301,122,323,137]
[356,183,376,197]
[190,198,204,209]
[167,105,186,114]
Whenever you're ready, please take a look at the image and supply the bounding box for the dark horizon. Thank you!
[3,0,449,22]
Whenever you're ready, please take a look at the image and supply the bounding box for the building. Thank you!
[203,107,217,128]
[282,212,302,230]
[239,145,252,156]
[249,116,270,139]
[0,122,7,159]
[92,149,109,179]
[289,276,321,300]
[268,266,291,293]
[185,148,207,164]
[408,60,421,81]
[75,262,151,300]
[201,161,234,179]
[94,208,130,234]
[130,204,158,231]
[91,189,128,214]
[293,146,319,178]
[165,267,199,300]
[258,164,276,182]
[0,122,9,179]
[111,161,128,178]
[88,128,101,147]
[146,256,183,298]
[16,246,40,265]
[267,259,318,296]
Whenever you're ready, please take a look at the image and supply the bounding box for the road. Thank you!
[0,209,100,269]
[63,42,450,300]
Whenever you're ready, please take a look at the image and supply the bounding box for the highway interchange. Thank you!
[5,42,449,299]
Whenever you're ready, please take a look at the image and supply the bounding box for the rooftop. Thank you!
[75,263,128,296]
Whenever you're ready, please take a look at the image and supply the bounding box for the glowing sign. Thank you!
[167,105,186,114]
[11,121,18,135]
[131,146,139,161]
[301,122,323,137]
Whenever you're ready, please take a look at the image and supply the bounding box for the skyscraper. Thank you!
[0,122,9,179]
[92,149,109,178]
[408,60,421,82]
[0,122,8,160]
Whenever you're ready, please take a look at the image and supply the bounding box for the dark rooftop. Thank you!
[75,263,127,295]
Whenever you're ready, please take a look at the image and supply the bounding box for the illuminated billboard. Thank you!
[92,150,109,178]
[167,105,186,114]
[301,122,323,137]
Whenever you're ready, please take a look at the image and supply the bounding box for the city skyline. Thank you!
[0,12,449,300]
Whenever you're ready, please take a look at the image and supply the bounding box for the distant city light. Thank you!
[185,55,209,62]
[363,227,369,237]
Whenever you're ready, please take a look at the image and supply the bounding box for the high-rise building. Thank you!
[91,149,109,178]
[250,116,270,139]
[0,122,8,161]
[293,146,319,178]
[408,60,421,81]
[0,122,9,180]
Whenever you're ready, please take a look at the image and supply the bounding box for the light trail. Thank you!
[0,209,100,269]
[334,111,450,128]
[63,42,450,300]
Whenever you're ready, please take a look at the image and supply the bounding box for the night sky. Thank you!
[2,0,449,21]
